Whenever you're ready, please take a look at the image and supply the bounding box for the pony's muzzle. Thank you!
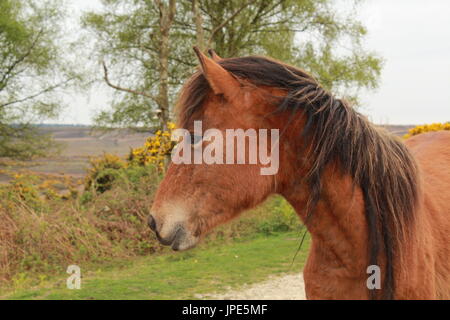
[147,213,171,245]
[147,213,198,251]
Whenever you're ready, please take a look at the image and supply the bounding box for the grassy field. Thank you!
[2,232,310,300]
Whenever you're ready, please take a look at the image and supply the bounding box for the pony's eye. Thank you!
[190,134,203,145]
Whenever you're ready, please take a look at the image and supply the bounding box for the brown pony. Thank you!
[149,48,450,300]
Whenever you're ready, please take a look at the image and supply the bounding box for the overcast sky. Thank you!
[59,0,450,125]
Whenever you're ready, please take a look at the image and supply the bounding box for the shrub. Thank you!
[404,122,450,139]
[0,174,43,210]
[84,154,127,194]
[128,122,176,171]
[0,165,163,286]
[0,172,82,210]
[83,123,176,196]
[256,196,300,234]
[206,196,301,242]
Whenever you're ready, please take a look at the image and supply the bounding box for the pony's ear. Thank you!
[207,49,222,62]
[193,46,240,99]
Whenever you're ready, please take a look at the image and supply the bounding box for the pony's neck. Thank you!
[282,163,371,299]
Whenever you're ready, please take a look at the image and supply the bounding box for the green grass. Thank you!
[2,232,310,300]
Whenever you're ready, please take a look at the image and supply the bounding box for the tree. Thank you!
[0,0,75,159]
[190,0,382,102]
[83,0,182,131]
[84,0,382,130]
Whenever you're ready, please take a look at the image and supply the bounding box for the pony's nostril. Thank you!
[148,214,157,231]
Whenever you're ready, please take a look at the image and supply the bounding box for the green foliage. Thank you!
[256,197,300,235]
[0,0,76,159]
[297,43,382,104]
[0,124,62,160]
[83,0,382,130]
[84,154,127,194]
[121,165,158,186]
[82,0,170,129]
[0,171,82,210]
[0,162,162,285]
[83,153,162,196]
[79,190,93,205]
[0,173,43,209]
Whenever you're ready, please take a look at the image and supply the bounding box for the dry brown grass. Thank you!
[0,169,162,285]
[0,162,300,288]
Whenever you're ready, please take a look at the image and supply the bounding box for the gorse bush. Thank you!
[256,196,299,234]
[0,174,43,210]
[82,154,162,200]
[84,123,176,195]
[404,122,450,139]
[85,154,127,194]
[0,171,82,212]
[128,122,176,171]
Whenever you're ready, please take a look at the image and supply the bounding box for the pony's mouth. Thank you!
[155,226,198,251]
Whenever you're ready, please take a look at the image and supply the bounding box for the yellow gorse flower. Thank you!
[128,122,177,171]
[404,122,450,139]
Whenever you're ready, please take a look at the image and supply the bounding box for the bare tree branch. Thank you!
[0,29,44,91]
[0,78,72,109]
[102,61,156,101]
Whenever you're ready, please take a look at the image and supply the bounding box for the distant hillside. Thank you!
[0,124,416,180]
[380,125,415,136]
[0,126,150,179]
[37,125,151,140]
[36,124,415,137]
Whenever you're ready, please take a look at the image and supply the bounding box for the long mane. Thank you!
[178,56,419,299]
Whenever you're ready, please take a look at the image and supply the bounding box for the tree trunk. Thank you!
[192,0,205,51]
[156,0,176,129]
